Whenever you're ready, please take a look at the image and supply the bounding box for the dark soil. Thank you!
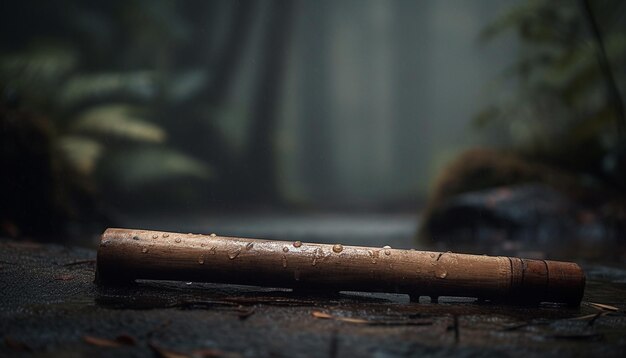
[1,239,625,357]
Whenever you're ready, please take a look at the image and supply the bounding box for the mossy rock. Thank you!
[417,147,623,256]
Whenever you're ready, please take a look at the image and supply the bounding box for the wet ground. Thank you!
[1,232,625,357]
[2,213,625,357]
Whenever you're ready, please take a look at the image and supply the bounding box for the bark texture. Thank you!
[96,228,585,305]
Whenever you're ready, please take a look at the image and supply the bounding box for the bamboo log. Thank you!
[95,228,586,306]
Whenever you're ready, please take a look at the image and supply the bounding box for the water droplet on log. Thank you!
[368,250,378,264]
[229,248,242,260]
[311,247,325,266]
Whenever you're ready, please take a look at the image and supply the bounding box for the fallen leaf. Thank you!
[568,314,599,320]
[335,317,370,324]
[568,312,607,321]
[149,342,189,358]
[191,348,240,357]
[310,310,430,326]
[83,334,136,347]
[311,311,334,319]
[191,349,222,357]
[114,334,137,346]
[588,302,619,312]
[83,335,122,347]
[4,337,33,352]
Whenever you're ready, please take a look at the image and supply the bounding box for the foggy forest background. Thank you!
[1,0,624,249]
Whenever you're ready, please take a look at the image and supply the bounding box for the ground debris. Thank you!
[149,342,240,358]
[501,319,551,331]
[2,239,626,357]
[191,348,240,358]
[588,302,619,312]
[149,342,188,358]
[311,310,433,326]
[62,259,96,267]
[83,334,136,347]
[235,305,255,320]
[114,334,137,345]
[312,310,369,324]
[173,299,239,309]
[567,312,608,326]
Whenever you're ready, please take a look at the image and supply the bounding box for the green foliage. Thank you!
[59,71,156,106]
[476,0,626,189]
[58,136,103,176]
[72,104,166,143]
[0,42,212,181]
[104,146,211,188]
[0,44,78,109]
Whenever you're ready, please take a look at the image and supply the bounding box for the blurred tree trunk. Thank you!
[392,0,432,198]
[298,0,334,202]
[243,0,295,202]
[166,0,255,202]
[204,0,255,105]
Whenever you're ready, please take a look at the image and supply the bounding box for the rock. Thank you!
[417,148,626,259]
[422,184,620,259]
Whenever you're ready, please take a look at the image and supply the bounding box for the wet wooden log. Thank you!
[95,228,586,306]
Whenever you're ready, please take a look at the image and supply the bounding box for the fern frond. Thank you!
[58,136,103,175]
[107,147,212,187]
[59,71,156,106]
[71,104,166,143]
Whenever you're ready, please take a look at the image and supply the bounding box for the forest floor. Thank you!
[1,233,625,357]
